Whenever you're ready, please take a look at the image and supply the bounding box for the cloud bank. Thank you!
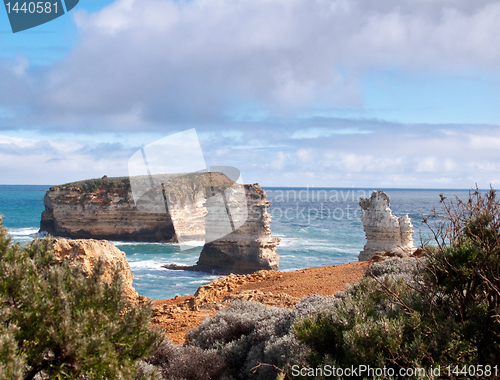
[1,0,500,129]
[2,122,500,188]
[1,0,500,187]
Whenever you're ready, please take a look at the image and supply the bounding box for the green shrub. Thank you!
[368,256,423,280]
[293,274,469,379]
[0,217,163,379]
[185,300,303,380]
[0,324,26,379]
[425,187,500,365]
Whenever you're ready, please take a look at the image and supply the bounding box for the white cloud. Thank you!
[291,128,372,139]
[416,157,438,172]
[2,0,500,188]
[270,151,287,170]
[297,148,312,163]
[0,135,133,184]
[2,0,500,130]
[469,134,500,150]
[11,56,30,77]
[1,122,500,188]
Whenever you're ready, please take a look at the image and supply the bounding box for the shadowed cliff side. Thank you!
[40,176,176,242]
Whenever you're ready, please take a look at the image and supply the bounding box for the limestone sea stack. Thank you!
[40,174,234,242]
[358,190,415,261]
[40,177,176,242]
[41,175,280,274]
[196,184,280,274]
[165,184,281,274]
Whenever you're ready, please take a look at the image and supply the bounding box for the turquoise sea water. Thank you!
[0,185,472,300]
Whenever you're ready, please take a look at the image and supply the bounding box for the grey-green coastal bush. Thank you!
[0,217,163,380]
[144,340,228,380]
[293,273,463,379]
[144,296,338,380]
[185,300,304,380]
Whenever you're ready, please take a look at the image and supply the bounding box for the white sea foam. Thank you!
[7,228,45,242]
[128,260,164,270]
[112,241,167,246]
[276,237,303,247]
[170,240,205,247]
[189,279,216,284]
[115,240,204,247]
[8,227,40,236]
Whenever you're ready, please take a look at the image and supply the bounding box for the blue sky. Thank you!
[1,0,500,188]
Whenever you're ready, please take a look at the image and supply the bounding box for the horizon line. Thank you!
[0,184,487,191]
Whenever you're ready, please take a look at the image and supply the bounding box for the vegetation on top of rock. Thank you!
[54,172,235,195]
[0,217,164,380]
[50,173,236,207]
[55,176,131,194]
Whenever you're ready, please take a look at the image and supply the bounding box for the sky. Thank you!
[1,0,500,188]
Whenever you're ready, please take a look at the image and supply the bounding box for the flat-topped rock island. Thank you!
[40,175,280,274]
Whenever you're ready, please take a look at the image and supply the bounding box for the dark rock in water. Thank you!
[163,263,197,271]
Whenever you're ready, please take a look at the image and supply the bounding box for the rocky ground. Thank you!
[151,261,369,343]
[48,239,369,343]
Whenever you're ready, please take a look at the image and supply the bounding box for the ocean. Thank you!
[0,185,472,300]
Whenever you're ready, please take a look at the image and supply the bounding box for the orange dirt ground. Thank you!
[151,261,369,343]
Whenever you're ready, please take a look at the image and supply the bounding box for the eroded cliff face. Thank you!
[195,184,280,274]
[40,177,175,241]
[40,174,234,242]
[358,190,415,261]
[52,238,139,300]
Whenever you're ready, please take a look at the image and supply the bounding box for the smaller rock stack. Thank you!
[195,184,280,274]
[358,190,415,261]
